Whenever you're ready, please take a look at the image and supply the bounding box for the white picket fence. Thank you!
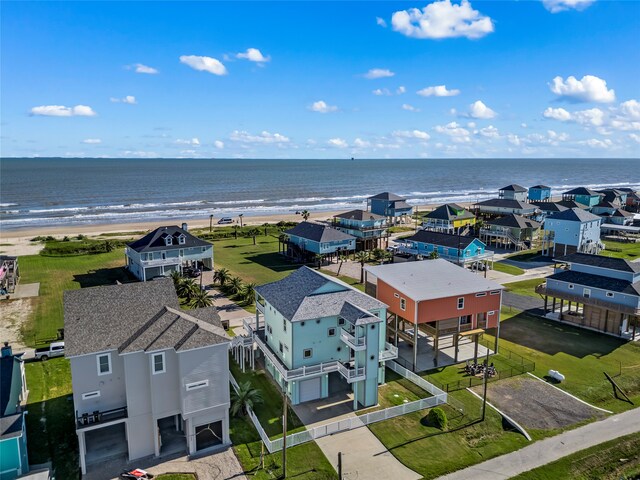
[231,359,448,453]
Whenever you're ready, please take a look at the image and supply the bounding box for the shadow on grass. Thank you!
[499,312,624,358]
[245,253,299,273]
[72,267,135,288]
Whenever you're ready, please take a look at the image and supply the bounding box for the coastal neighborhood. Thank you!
[1,182,639,480]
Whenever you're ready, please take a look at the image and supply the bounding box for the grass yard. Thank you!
[492,261,525,276]
[484,309,640,412]
[504,278,544,298]
[25,357,78,479]
[359,369,432,413]
[19,250,130,345]
[505,249,545,262]
[319,268,365,292]
[601,240,640,260]
[512,431,640,480]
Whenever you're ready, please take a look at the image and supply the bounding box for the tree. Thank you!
[355,251,369,283]
[428,250,439,260]
[240,282,257,304]
[249,228,261,246]
[228,276,244,295]
[104,240,114,253]
[213,268,230,286]
[300,210,310,221]
[230,381,263,417]
[233,224,239,239]
[191,289,213,308]
[313,254,324,269]
[170,270,183,289]
[279,233,289,254]
[262,223,269,236]
[176,277,198,301]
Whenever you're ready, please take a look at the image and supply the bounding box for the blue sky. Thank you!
[2,0,639,158]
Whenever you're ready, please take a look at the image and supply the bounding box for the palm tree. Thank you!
[313,254,324,269]
[213,268,230,286]
[170,270,183,289]
[249,228,261,245]
[300,210,310,221]
[355,251,369,283]
[176,277,198,300]
[262,223,269,236]
[230,381,263,417]
[240,282,257,304]
[228,276,244,295]
[278,233,289,254]
[104,240,114,253]
[191,289,213,308]
[428,250,439,260]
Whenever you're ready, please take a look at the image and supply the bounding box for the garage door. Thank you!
[299,377,322,403]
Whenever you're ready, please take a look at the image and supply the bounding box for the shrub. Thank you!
[427,407,448,430]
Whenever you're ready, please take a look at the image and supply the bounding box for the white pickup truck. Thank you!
[34,341,65,361]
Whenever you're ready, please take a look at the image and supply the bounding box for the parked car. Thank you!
[217,217,233,224]
[183,267,202,278]
[120,469,154,479]
[34,341,65,361]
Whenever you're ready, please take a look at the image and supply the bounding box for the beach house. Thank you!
[242,267,396,409]
[125,224,213,281]
[422,203,476,235]
[367,192,413,224]
[498,184,528,202]
[332,209,388,251]
[0,256,19,295]
[0,343,29,480]
[530,201,569,222]
[479,214,541,251]
[528,185,552,202]
[396,230,493,269]
[561,187,603,209]
[620,188,640,212]
[283,221,356,262]
[364,260,503,371]
[598,188,627,206]
[541,208,603,256]
[64,280,230,474]
[536,254,639,339]
[474,198,538,218]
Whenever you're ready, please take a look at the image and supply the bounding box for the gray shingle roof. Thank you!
[555,253,640,273]
[127,225,211,253]
[393,201,413,210]
[254,266,386,322]
[285,222,355,243]
[486,214,541,229]
[334,209,386,221]
[549,270,640,296]
[64,279,228,357]
[405,230,479,249]
[530,201,568,213]
[563,187,602,196]
[425,204,475,221]
[546,208,601,223]
[556,200,589,209]
[612,208,634,218]
[500,184,527,192]
[475,198,536,210]
[368,192,406,201]
[0,412,23,440]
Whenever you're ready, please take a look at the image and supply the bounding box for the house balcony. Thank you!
[76,406,128,430]
[536,283,640,315]
[379,342,398,361]
[396,245,494,264]
[256,301,265,315]
[337,362,366,383]
[340,328,367,351]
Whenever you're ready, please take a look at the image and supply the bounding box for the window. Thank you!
[279,342,284,353]
[328,327,336,337]
[460,315,471,325]
[267,325,273,334]
[185,380,209,391]
[303,349,312,359]
[147,253,154,261]
[201,247,206,252]
[475,292,487,297]
[457,297,465,310]
[178,235,186,245]
[568,284,574,289]
[606,292,614,298]
[283,319,287,332]
[394,293,400,298]
[179,249,184,257]
[490,290,500,295]
[82,391,100,400]
[152,352,165,374]
[338,318,345,326]
[300,321,305,327]
[488,311,496,315]
[400,298,406,311]
[583,288,591,298]
[165,236,173,246]
[97,353,111,376]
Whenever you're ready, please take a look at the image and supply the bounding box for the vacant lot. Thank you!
[601,240,640,260]
[504,278,544,298]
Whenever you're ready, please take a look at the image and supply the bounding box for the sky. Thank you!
[1,0,639,159]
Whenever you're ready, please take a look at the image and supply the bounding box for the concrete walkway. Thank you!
[437,408,640,480]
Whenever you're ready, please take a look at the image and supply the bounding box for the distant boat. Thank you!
[351,157,354,161]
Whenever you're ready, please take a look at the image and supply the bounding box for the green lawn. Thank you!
[19,250,130,345]
[484,310,640,412]
[601,240,640,260]
[504,278,545,298]
[492,261,525,276]
[505,249,545,262]
[319,268,365,292]
[359,369,432,413]
[512,431,640,480]
[25,358,78,479]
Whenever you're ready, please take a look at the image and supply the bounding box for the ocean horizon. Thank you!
[1,157,639,230]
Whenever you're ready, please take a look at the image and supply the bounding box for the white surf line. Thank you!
[526,372,613,414]
[466,388,532,441]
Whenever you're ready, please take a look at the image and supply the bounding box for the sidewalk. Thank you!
[437,407,640,480]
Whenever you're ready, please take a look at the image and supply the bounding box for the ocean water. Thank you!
[1,157,639,230]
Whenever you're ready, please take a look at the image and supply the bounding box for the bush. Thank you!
[427,407,448,430]
[30,236,56,242]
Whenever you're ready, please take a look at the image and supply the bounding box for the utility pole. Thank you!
[209,214,213,232]
[481,343,490,421]
[282,389,287,478]
[338,452,343,479]
[239,213,244,228]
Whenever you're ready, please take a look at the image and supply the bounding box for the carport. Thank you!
[82,422,128,468]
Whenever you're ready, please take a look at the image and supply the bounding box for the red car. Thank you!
[120,469,154,479]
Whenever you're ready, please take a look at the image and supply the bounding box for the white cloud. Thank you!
[214,140,225,149]
[328,138,348,148]
[618,99,640,120]
[417,85,460,97]
[30,105,97,117]
[132,63,158,74]
[543,107,572,121]
[309,100,338,113]
[82,138,101,144]
[629,134,640,144]
[376,17,387,27]
[372,88,392,96]
[468,100,497,119]
[364,68,395,79]
[236,48,270,63]
[478,125,499,138]
[467,122,476,128]
[572,108,605,126]
[542,0,595,13]
[110,95,137,104]
[175,138,201,146]
[581,138,613,149]
[353,138,371,148]
[550,75,615,103]
[521,123,528,128]
[180,55,228,76]
[230,130,290,144]
[397,86,406,94]
[393,129,430,140]
[402,103,420,112]
[434,122,471,142]
[391,0,494,40]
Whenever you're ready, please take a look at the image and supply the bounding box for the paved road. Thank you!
[437,408,640,480]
